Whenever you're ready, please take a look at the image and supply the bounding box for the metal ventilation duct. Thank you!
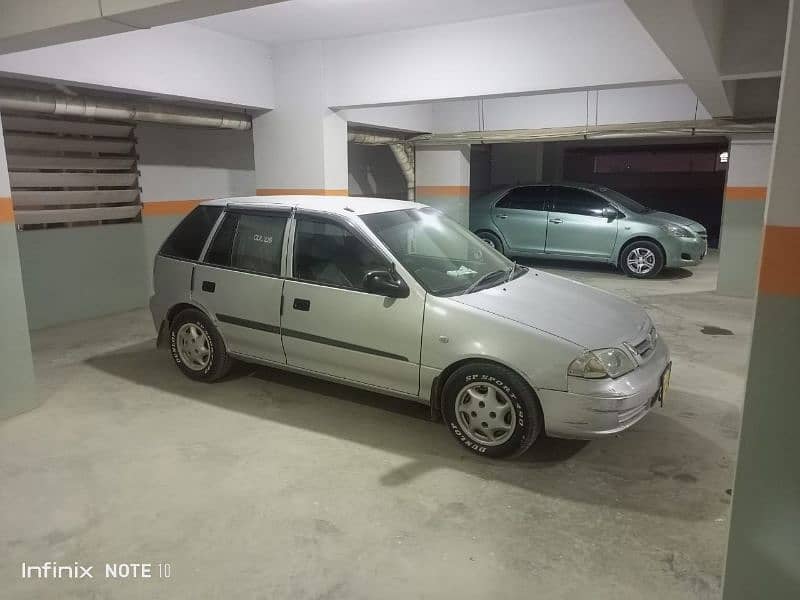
[348,132,415,201]
[0,88,252,130]
[409,119,775,145]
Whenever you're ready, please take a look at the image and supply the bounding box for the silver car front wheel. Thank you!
[455,382,517,446]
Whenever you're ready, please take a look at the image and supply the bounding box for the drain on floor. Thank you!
[701,325,734,336]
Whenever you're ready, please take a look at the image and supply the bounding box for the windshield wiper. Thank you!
[505,261,517,283]
[463,269,506,295]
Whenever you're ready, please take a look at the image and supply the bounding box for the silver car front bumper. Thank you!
[538,338,671,439]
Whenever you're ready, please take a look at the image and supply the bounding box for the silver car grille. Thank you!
[696,230,708,240]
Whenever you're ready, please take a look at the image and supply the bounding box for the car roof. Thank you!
[202,195,426,216]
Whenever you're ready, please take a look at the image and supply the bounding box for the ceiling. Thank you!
[190,0,599,45]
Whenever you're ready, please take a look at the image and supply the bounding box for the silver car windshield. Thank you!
[362,207,522,296]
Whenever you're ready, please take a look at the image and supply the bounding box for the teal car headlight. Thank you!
[568,348,636,379]
[661,223,694,238]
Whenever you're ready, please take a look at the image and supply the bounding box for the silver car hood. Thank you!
[452,270,651,349]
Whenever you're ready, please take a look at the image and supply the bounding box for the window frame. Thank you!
[549,186,611,218]
[198,207,292,279]
[494,186,551,212]
[288,210,400,295]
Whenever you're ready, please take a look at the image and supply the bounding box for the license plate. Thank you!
[658,362,672,406]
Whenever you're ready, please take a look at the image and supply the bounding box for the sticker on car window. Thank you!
[253,234,273,244]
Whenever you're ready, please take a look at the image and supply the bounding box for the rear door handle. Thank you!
[548,218,563,224]
[293,298,310,311]
[497,214,508,219]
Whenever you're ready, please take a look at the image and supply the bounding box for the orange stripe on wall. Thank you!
[256,188,348,196]
[416,185,470,196]
[0,197,13,223]
[725,186,768,201]
[759,225,800,296]
[142,199,204,216]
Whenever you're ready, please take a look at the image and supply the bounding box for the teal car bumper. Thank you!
[662,235,708,268]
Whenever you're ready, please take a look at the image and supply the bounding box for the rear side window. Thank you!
[205,212,286,276]
[160,205,222,261]
[496,187,548,211]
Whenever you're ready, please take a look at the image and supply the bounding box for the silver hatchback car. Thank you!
[150,196,671,458]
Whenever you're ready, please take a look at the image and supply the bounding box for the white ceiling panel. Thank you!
[190,0,600,45]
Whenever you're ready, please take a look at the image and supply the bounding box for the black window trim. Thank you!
[288,210,403,296]
[198,207,292,280]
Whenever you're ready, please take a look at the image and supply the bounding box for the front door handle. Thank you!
[497,214,508,219]
[548,218,563,224]
[293,298,310,311]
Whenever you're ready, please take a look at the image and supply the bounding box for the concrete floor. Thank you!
[1,251,755,599]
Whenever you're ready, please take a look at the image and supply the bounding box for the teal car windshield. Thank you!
[362,207,522,296]
[600,188,651,214]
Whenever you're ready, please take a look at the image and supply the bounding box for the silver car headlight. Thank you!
[661,223,694,238]
[568,348,636,379]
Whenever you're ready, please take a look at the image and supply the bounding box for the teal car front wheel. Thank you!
[620,240,665,278]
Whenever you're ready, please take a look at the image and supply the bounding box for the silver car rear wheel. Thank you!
[176,322,212,371]
[454,382,517,446]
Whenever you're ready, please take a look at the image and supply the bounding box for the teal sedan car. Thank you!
[470,183,708,278]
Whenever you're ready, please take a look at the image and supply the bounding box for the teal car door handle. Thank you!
[497,213,508,219]
[549,218,563,224]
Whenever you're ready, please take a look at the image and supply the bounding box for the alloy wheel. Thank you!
[626,247,656,275]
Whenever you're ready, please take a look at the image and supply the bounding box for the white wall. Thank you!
[253,41,348,192]
[339,104,434,133]
[0,23,274,109]
[322,1,679,107]
[430,83,711,134]
[137,123,256,201]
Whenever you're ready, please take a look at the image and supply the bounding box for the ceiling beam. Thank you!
[624,0,733,117]
[0,0,287,55]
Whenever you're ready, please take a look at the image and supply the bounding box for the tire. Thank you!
[442,362,543,458]
[476,231,504,254]
[620,240,665,278]
[169,308,232,382]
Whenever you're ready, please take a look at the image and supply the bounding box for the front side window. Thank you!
[205,211,286,276]
[362,208,520,296]
[551,187,609,217]
[160,205,222,261]
[496,186,548,211]
[293,217,387,290]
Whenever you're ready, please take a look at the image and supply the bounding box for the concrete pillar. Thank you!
[416,145,471,226]
[722,2,800,598]
[253,42,348,197]
[0,113,37,418]
[717,138,772,297]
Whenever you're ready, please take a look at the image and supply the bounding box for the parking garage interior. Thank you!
[0,1,798,599]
